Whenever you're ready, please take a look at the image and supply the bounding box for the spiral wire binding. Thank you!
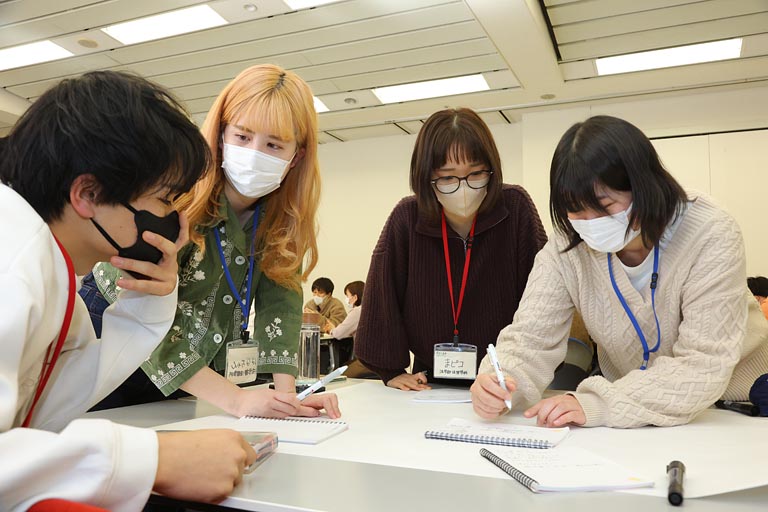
[424,430,551,448]
[243,415,346,425]
[480,448,539,491]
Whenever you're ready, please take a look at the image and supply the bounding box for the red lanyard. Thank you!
[22,236,76,428]
[441,210,477,344]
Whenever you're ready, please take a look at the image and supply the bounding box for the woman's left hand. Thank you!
[524,394,586,427]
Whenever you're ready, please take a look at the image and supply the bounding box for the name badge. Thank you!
[226,340,259,384]
[433,343,477,380]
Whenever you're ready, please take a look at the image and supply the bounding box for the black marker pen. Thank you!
[714,399,759,417]
[667,460,685,506]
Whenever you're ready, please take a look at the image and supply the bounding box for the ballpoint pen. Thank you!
[487,344,512,410]
[297,365,348,401]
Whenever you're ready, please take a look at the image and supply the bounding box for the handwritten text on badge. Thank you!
[434,350,477,379]
[226,344,259,384]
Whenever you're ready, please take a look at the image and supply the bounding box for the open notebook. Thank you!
[481,446,654,492]
[425,418,569,448]
[412,388,472,403]
[154,414,348,445]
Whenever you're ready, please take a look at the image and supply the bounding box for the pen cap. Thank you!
[748,373,768,416]
[666,460,685,474]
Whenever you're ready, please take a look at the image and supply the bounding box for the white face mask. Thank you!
[346,297,355,308]
[221,143,293,199]
[312,295,324,306]
[435,181,486,218]
[569,204,640,253]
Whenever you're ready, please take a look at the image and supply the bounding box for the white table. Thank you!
[84,380,768,512]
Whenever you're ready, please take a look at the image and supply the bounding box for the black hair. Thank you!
[311,277,334,295]
[549,115,687,251]
[343,281,365,307]
[747,276,768,297]
[0,70,210,222]
[410,108,503,222]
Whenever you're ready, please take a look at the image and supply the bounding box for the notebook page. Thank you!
[485,446,654,492]
[425,417,569,448]
[412,388,472,403]
[237,416,348,445]
[154,414,348,445]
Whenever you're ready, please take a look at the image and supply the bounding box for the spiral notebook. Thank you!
[480,446,654,493]
[425,418,569,448]
[154,414,348,445]
[237,416,348,445]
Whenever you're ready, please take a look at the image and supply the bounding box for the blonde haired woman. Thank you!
[83,64,340,418]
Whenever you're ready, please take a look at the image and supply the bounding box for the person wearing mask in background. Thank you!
[325,280,365,339]
[355,108,548,391]
[747,276,768,320]
[80,64,339,419]
[0,71,256,511]
[303,277,347,332]
[471,115,768,428]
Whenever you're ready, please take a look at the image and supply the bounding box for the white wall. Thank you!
[305,85,768,300]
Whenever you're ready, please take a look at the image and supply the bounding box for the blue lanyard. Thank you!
[213,204,261,343]
[607,245,661,370]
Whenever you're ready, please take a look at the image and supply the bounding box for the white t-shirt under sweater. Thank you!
[0,184,177,511]
[619,202,688,293]
[481,192,768,428]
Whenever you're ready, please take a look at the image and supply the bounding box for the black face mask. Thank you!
[91,203,180,279]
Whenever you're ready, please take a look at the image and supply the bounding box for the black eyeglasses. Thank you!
[430,170,494,194]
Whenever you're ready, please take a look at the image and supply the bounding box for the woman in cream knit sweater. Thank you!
[471,115,768,428]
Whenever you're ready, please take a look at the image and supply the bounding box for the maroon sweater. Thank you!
[356,184,547,384]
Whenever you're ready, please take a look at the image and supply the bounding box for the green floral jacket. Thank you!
[93,194,301,395]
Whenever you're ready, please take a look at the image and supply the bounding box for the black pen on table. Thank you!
[714,399,759,416]
[667,460,685,506]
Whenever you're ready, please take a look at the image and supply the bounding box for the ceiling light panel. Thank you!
[283,0,344,10]
[596,38,743,76]
[101,5,228,45]
[372,74,490,104]
[0,41,73,72]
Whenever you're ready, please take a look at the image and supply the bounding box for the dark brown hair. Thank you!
[410,108,503,222]
[344,281,365,307]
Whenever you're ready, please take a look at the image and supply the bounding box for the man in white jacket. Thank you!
[0,71,256,511]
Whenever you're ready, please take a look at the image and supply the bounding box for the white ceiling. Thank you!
[1,0,767,141]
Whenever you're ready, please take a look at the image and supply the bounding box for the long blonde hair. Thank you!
[177,64,320,290]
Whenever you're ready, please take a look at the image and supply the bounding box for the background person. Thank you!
[325,280,364,339]
[303,276,347,332]
[747,276,768,320]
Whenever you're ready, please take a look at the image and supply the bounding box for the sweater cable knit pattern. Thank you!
[480,193,768,428]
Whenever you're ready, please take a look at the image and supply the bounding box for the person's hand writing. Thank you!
[111,211,190,296]
[234,388,301,418]
[386,372,431,391]
[154,430,256,503]
[524,394,586,427]
[303,307,316,314]
[322,320,334,334]
[297,392,341,419]
[471,373,515,418]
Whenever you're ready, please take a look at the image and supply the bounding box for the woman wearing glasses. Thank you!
[354,108,548,390]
